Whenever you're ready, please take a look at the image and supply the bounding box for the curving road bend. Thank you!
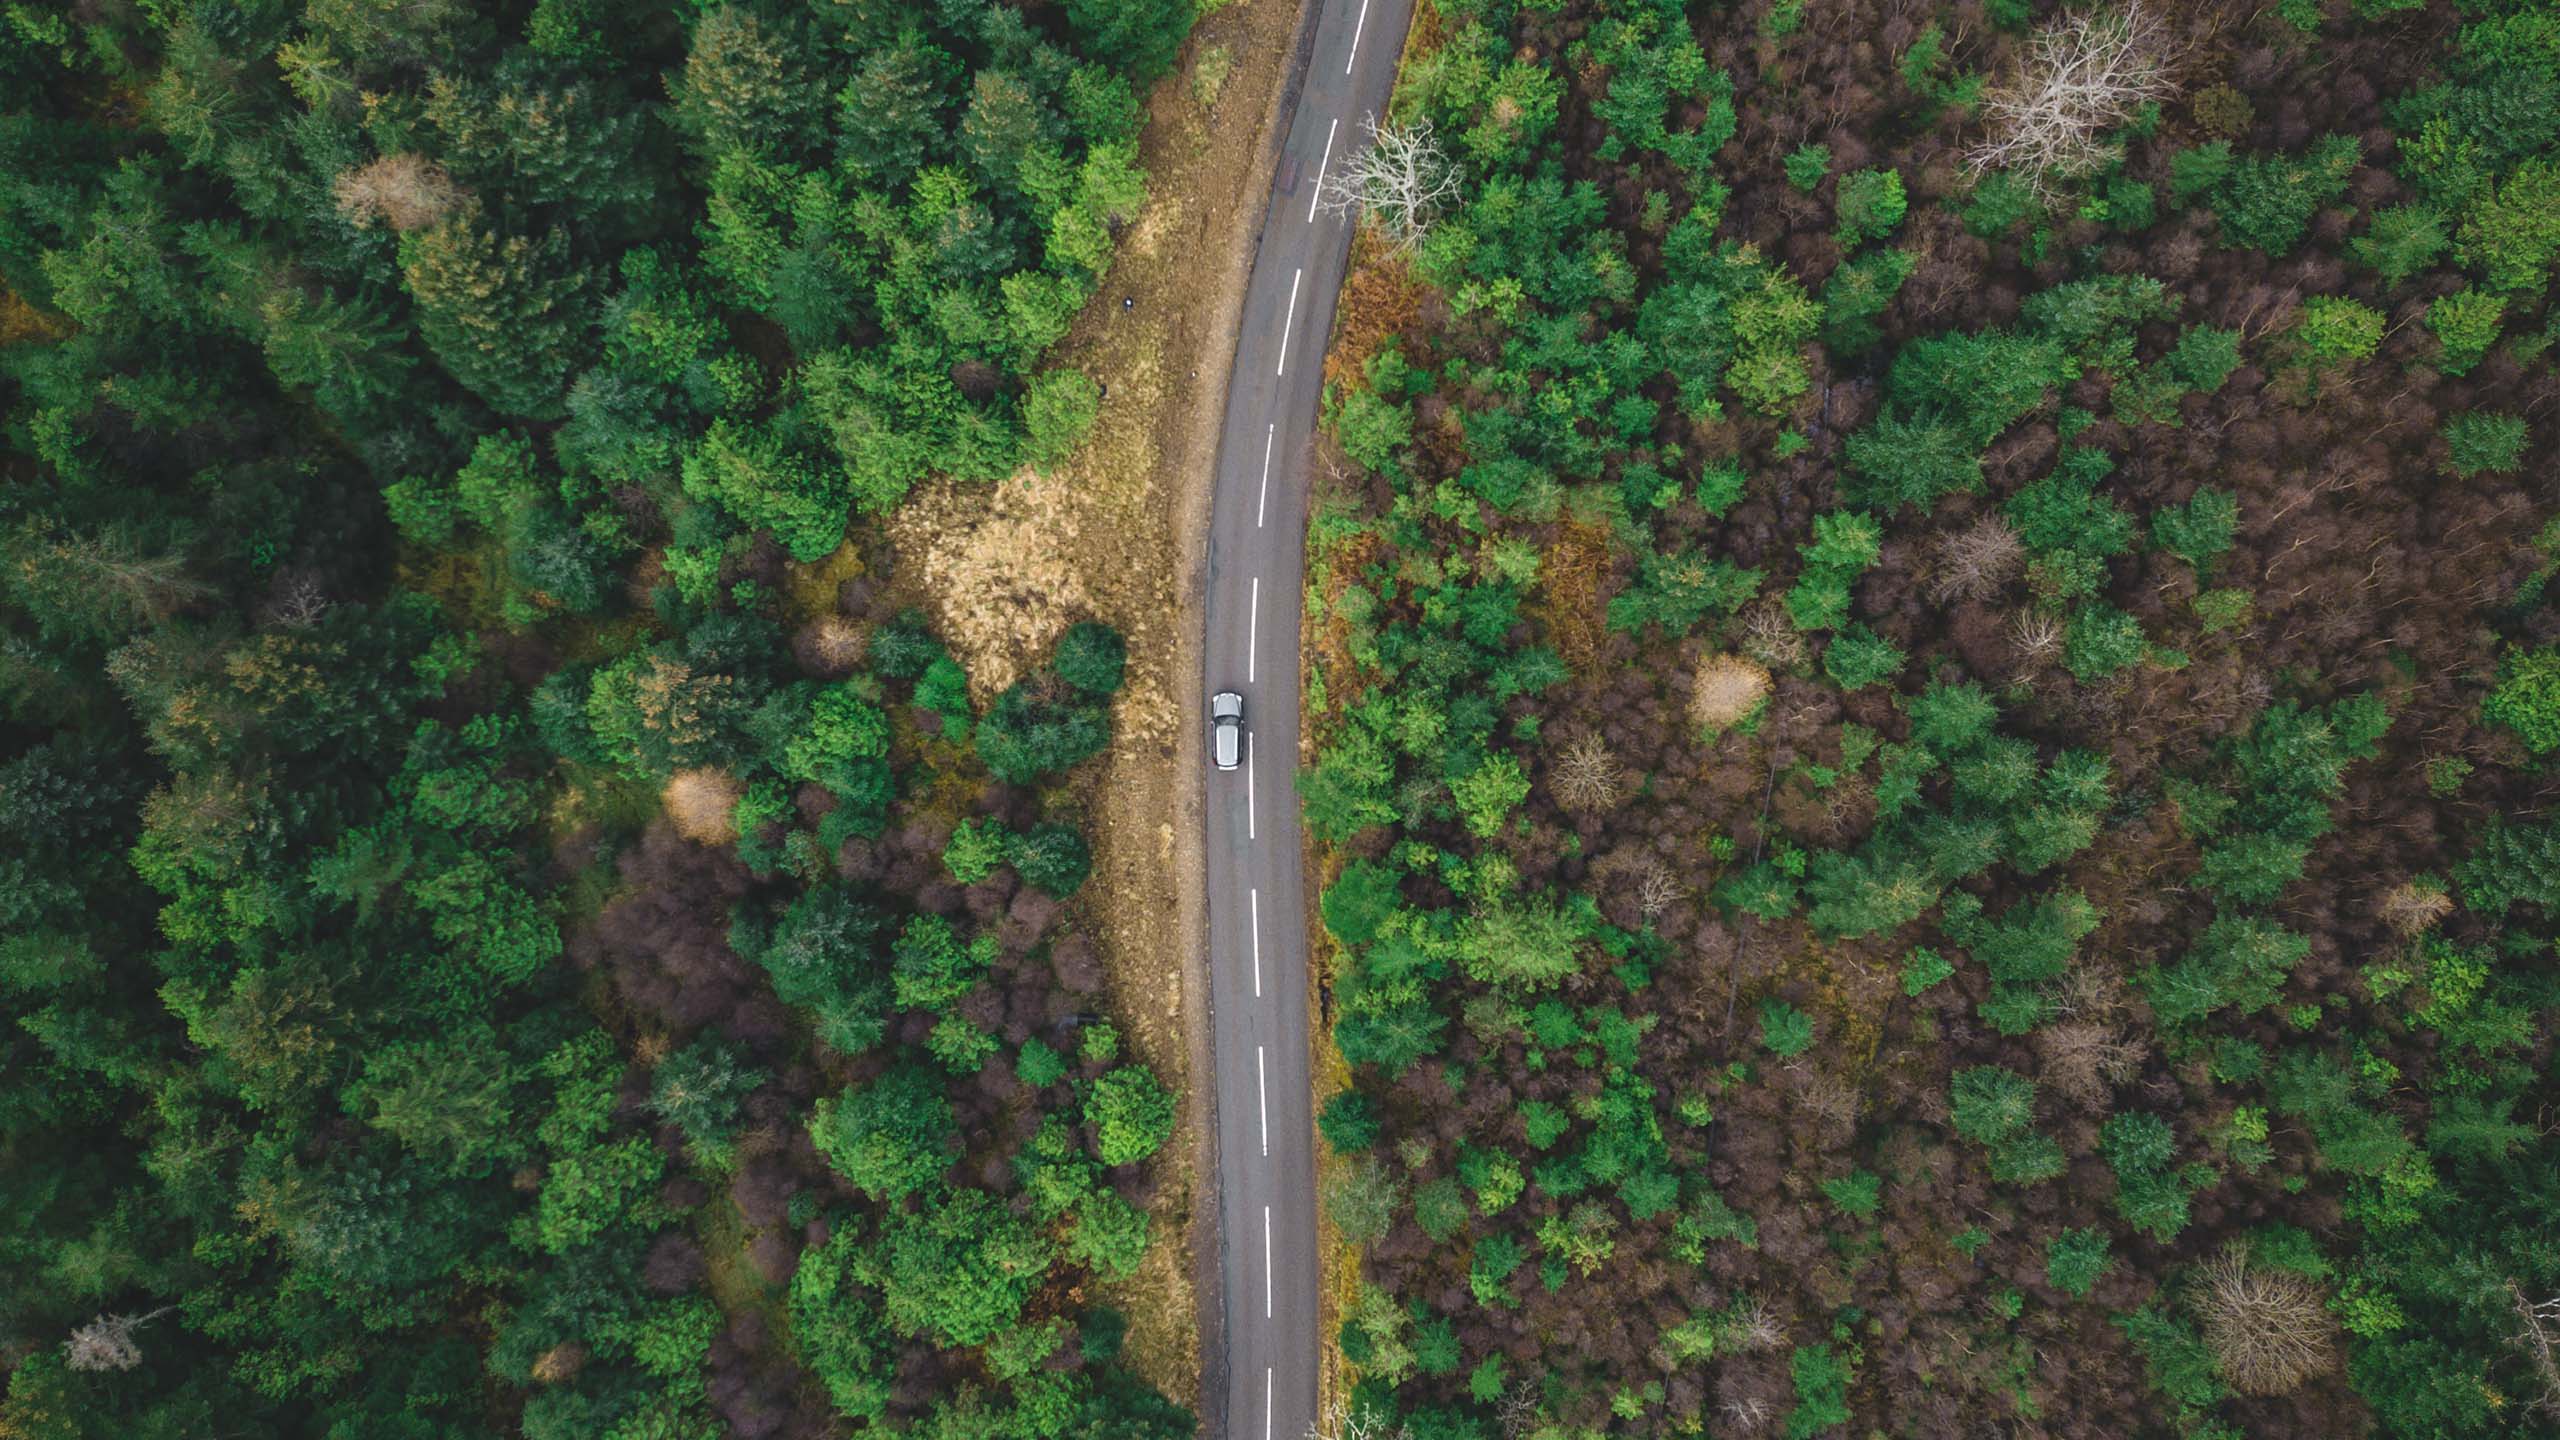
[1201,2,1413,1438]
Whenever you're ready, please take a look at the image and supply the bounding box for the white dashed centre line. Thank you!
[1306,116,1339,224]
[1264,1205,1274,1318]
[1257,1045,1269,1156]
[1275,268,1302,376]
[1247,576,1260,683]
[1265,1368,1275,1440]
[1245,731,1257,841]
[1250,888,1262,997]
[1257,423,1274,527]
[1346,0,1371,72]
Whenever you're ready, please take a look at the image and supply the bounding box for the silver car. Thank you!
[1211,691,1244,771]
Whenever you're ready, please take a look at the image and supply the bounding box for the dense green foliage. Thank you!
[0,2,1191,1436]
[1304,1,2560,1437]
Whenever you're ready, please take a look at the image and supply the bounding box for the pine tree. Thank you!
[401,203,590,418]
[668,5,828,164]
[1062,0,1194,85]
[257,282,419,424]
[836,32,955,192]
[421,58,652,220]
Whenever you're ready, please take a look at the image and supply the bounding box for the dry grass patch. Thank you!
[1190,44,1233,108]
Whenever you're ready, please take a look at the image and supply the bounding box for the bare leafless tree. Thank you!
[1737,600,1806,671]
[1309,1397,1413,1440]
[2034,1019,2145,1109]
[265,573,331,629]
[1635,858,1685,922]
[1553,731,1627,813]
[1317,114,1461,252]
[2011,608,2064,665]
[2046,965,2125,1023]
[63,1308,173,1373]
[1926,516,2026,604]
[1966,6,2177,197]
[2194,1253,2335,1395]
[1495,1381,1542,1440]
[1788,1060,1863,1141]
[1819,771,1874,843]
[2509,1281,2560,1417]
[662,767,742,845]
[1718,1395,1774,1432]
[1727,1294,1786,1352]
[795,614,867,677]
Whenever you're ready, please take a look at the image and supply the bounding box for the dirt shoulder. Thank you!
[880,0,1317,1411]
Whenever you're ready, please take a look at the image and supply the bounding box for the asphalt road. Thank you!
[1200,1,1412,1437]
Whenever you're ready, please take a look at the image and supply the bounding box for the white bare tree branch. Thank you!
[1553,731,1627,813]
[63,1307,174,1373]
[1317,114,1461,253]
[1307,1397,1414,1440]
[2510,1281,2560,1417]
[1966,6,2177,197]
[1635,858,1685,922]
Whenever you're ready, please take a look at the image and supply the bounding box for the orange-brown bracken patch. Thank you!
[1321,234,1425,393]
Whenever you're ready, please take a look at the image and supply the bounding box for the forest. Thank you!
[0,1,1199,1437]
[1304,0,2560,1437]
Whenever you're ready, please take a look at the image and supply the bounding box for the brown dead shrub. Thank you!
[531,1341,590,1385]
[2378,879,2453,937]
[1323,240,1426,392]
[2033,1019,2144,1109]
[1926,516,2025,604]
[1537,522,1611,672]
[794,614,866,677]
[333,154,461,232]
[1691,654,1773,733]
[663,768,742,845]
[2,285,71,347]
